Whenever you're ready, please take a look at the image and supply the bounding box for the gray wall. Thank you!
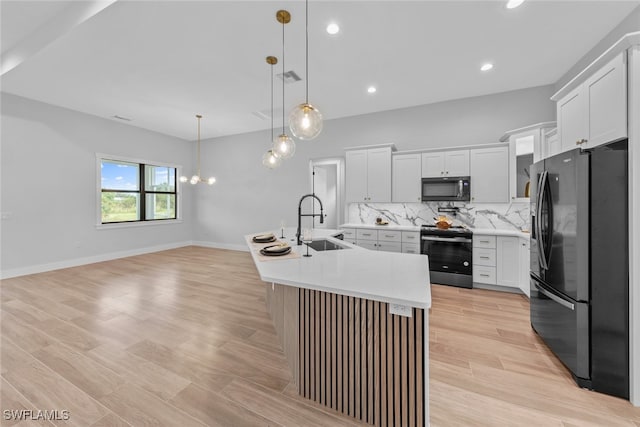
[0,93,195,277]
[556,4,640,91]
[195,85,555,247]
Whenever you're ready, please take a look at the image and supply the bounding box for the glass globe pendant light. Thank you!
[288,0,323,140]
[262,149,282,169]
[179,115,216,185]
[272,9,296,159]
[263,56,283,169]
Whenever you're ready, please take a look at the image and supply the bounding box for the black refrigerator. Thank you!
[529,139,629,399]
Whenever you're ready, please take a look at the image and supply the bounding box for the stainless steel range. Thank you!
[421,225,473,288]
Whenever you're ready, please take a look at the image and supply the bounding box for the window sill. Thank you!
[96,219,183,230]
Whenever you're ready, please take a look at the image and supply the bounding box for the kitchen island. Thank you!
[245,228,431,427]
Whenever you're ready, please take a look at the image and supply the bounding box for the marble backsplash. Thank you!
[348,202,530,231]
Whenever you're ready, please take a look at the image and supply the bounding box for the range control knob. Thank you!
[463,261,469,267]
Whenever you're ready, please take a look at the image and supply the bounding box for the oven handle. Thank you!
[421,236,472,243]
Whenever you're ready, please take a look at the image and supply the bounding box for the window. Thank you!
[100,158,177,224]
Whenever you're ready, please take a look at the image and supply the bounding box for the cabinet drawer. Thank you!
[377,241,402,253]
[378,230,401,242]
[474,266,497,285]
[356,229,378,241]
[473,248,496,266]
[474,235,496,249]
[401,231,420,243]
[341,228,356,238]
[401,243,420,254]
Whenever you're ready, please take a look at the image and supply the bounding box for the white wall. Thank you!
[0,93,195,277]
[555,5,640,91]
[195,85,555,247]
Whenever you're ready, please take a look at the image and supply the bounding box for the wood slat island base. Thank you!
[247,229,431,426]
[266,283,427,427]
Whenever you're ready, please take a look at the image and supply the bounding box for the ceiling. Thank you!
[1,1,638,140]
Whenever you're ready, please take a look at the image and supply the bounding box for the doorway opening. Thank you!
[309,158,345,229]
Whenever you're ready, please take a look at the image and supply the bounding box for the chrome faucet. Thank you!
[296,194,324,245]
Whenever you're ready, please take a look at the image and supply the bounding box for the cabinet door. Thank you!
[392,153,422,203]
[345,150,368,202]
[421,152,445,178]
[357,240,378,251]
[545,130,560,159]
[497,236,520,288]
[367,147,392,202]
[586,52,627,148]
[377,241,402,253]
[445,150,470,176]
[519,239,530,297]
[470,146,509,203]
[558,86,587,153]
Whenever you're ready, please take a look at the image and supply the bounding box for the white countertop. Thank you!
[245,228,431,309]
[472,228,531,239]
[340,223,529,239]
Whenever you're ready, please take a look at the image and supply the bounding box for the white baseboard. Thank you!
[192,241,249,252]
[0,241,193,280]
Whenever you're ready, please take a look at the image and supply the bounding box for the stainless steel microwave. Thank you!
[421,176,471,202]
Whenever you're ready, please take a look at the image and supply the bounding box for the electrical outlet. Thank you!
[389,303,412,317]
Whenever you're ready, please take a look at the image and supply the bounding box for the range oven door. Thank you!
[530,276,589,380]
[421,235,472,275]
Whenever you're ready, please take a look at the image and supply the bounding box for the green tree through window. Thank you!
[100,159,177,223]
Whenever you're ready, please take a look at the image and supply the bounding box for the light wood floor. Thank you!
[1,246,638,426]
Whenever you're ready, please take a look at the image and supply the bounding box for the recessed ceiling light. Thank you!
[326,23,340,35]
[367,86,377,94]
[480,63,494,72]
[506,0,525,9]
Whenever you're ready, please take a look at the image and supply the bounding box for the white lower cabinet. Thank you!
[473,235,497,284]
[519,238,530,297]
[473,234,528,292]
[357,240,378,251]
[496,236,520,289]
[343,227,420,254]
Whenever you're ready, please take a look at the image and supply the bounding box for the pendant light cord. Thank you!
[197,115,201,177]
[270,62,274,143]
[281,17,286,135]
[305,0,309,104]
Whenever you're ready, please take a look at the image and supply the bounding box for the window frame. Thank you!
[96,154,182,228]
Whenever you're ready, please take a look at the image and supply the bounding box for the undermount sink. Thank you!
[305,238,351,251]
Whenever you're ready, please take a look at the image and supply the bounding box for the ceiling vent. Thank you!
[277,70,301,84]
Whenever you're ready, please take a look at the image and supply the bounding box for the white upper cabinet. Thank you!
[557,51,627,152]
[367,147,393,202]
[544,128,560,159]
[558,86,588,153]
[392,153,422,203]
[470,146,509,203]
[421,150,469,178]
[345,145,393,203]
[500,122,555,202]
[586,52,627,147]
[345,150,368,202]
